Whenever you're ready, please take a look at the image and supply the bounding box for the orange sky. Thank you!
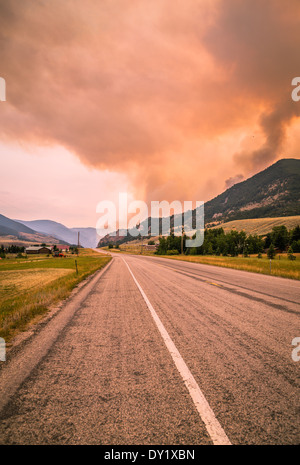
[0,0,300,227]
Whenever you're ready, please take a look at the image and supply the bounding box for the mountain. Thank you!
[0,214,36,236]
[17,219,78,245]
[0,214,64,244]
[17,219,100,248]
[98,158,300,246]
[204,158,300,225]
[70,227,101,249]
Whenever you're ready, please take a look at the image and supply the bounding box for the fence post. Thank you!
[0,337,6,362]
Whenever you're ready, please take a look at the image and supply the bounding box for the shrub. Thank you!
[166,249,179,255]
[189,247,198,255]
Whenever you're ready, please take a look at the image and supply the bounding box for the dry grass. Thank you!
[101,245,300,279]
[0,234,62,246]
[101,245,156,256]
[0,268,73,298]
[160,254,300,280]
[212,216,300,235]
[0,249,111,342]
[120,245,153,255]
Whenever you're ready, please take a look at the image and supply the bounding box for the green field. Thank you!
[0,249,111,342]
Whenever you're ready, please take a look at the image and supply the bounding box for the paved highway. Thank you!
[0,252,299,444]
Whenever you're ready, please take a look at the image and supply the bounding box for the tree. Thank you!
[243,246,249,257]
[287,246,296,260]
[291,225,300,242]
[267,244,276,259]
[271,226,288,252]
[264,233,272,249]
[206,242,214,255]
[156,237,167,255]
[291,240,300,253]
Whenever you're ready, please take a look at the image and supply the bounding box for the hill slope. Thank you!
[205,158,300,225]
[17,219,100,248]
[211,216,300,235]
[0,214,64,244]
[0,214,37,236]
[98,159,300,246]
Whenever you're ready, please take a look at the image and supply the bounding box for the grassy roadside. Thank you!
[101,245,155,256]
[155,254,300,280]
[0,249,111,343]
[101,246,300,280]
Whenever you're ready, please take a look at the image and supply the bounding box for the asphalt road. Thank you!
[0,252,299,445]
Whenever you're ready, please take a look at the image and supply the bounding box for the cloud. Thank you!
[204,0,300,172]
[0,0,299,206]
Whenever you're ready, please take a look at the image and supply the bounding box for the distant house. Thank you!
[25,246,52,254]
[57,245,70,252]
[142,244,158,251]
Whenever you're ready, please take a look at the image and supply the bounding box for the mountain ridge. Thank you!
[204,158,300,225]
[0,214,67,245]
[1,158,299,248]
[16,219,100,248]
[98,158,300,246]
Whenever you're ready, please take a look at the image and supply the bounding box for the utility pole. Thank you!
[181,225,185,255]
[77,231,80,255]
[139,222,143,254]
[136,221,143,255]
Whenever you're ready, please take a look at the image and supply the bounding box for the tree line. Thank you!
[156,225,300,258]
[0,244,25,257]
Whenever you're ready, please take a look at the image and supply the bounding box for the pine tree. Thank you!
[267,244,276,259]
[287,246,296,260]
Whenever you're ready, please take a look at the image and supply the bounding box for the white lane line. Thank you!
[123,258,231,446]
